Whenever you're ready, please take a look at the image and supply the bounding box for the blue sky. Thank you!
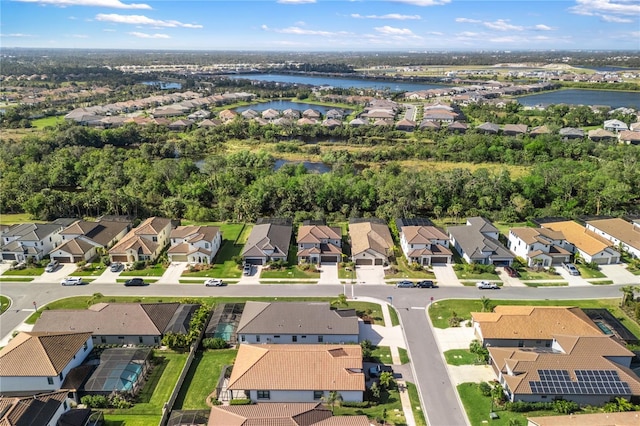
[1,0,639,50]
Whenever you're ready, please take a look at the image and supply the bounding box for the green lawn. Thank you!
[0,213,47,225]
[346,301,385,326]
[180,222,246,243]
[443,349,479,366]
[429,299,640,338]
[174,349,237,409]
[524,282,568,287]
[334,388,405,425]
[0,277,33,282]
[31,115,64,129]
[518,269,562,280]
[576,265,606,278]
[406,382,427,426]
[338,266,356,280]
[0,296,10,314]
[236,224,254,244]
[3,267,45,276]
[371,345,393,364]
[71,265,105,277]
[183,241,243,278]
[260,266,320,279]
[589,280,614,285]
[398,348,410,364]
[455,270,500,280]
[388,306,400,327]
[386,256,436,279]
[120,264,166,277]
[103,415,161,426]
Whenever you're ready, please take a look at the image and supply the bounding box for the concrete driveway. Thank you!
[497,267,527,287]
[318,262,339,284]
[158,262,189,284]
[238,265,261,284]
[555,266,591,286]
[355,265,385,285]
[32,263,77,283]
[432,264,462,286]
[600,264,638,285]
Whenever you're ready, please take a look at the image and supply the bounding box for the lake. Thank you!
[235,100,351,115]
[518,89,640,109]
[274,159,331,174]
[229,73,448,92]
[142,81,182,90]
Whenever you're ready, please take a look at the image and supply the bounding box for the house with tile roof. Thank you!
[208,403,370,426]
[0,332,93,394]
[241,222,292,265]
[559,127,585,140]
[348,219,394,266]
[588,128,617,142]
[297,225,342,264]
[471,306,602,347]
[527,411,640,426]
[0,391,73,425]
[168,225,222,264]
[507,227,572,267]
[603,119,628,133]
[237,302,359,345]
[226,344,365,403]
[618,130,640,145]
[541,221,620,265]
[448,217,514,266]
[49,219,130,263]
[585,218,640,259]
[397,219,452,266]
[32,302,197,346]
[1,219,75,263]
[108,217,173,263]
[502,124,528,136]
[489,335,640,405]
[476,122,500,134]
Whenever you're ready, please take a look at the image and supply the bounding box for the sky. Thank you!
[1,0,639,51]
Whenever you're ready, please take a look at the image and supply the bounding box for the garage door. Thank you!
[171,254,188,262]
[493,261,510,267]
[374,259,384,265]
[245,258,264,265]
[111,255,128,262]
[2,254,16,261]
[321,255,338,263]
[52,256,72,263]
[431,257,449,264]
[355,258,373,266]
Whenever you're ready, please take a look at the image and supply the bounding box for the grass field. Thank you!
[184,241,243,278]
[2,267,45,276]
[524,282,568,287]
[31,115,64,129]
[517,269,561,280]
[389,305,400,327]
[399,347,410,364]
[260,266,320,279]
[386,256,436,279]
[334,388,405,424]
[371,345,393,364]
[406,382,427,426]
[0,213,46,225]
[120,264,166,277]
[0,296,10,314]
[0,277,33,282]
[455,270,500,280]
[589,280,614,285]
[576,265,606,278]
[174,349,237,410]
[443,349,479,366]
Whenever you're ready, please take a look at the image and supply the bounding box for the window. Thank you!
[118,336,124,341]
[101,337,106,344]
[47,377,54,385]
[152,236,158,242]
[318,336,323,343]
[274,335,280,339]
[154,337,160,344]
[257,390,270,400]
[139,336,144,344]
[83,342,88,351]
[314,391,324,400]
[59,372,64,380]
[241,335,246,342]
[518,340,524,348]
[256,335,261,342]
[205,243,209,249]
[301,336,307,339]
[292,336,297,342]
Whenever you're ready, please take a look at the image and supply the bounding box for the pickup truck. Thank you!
[369,364,393,378]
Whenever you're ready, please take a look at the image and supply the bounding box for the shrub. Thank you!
[553,399,579,414]
[202,337,228,350]
[109,392,132,409]
[229,399,252,405]
[131,260,146,270]
[505,401,553,412]
[479,382,492,397]
[342,401,370,408]
[81,395,109,408]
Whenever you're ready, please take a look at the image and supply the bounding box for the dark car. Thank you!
[243,264,252,276]
[124,278,146,287]
[503,265,519,278]
[416,280,435,288]
[369,364,393,378]
[397,280,415,288]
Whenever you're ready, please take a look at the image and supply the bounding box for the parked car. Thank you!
[563,263,580,276]
[369,364,393,378]
[61,277,84,286]
[476,281,499,290]
[109,262,123,272]
[503,265,519,277]
[243,264,252,276]
[204,278,225,287]
[124,278,146,287]
[45,260,59,272]
[416,280,435,288]
[397,280,415,288]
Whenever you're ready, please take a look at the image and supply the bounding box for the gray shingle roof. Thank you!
[241,224,292,258]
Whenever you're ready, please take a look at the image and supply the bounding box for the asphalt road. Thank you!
[0,281,628,426]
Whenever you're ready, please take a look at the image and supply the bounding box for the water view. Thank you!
[142,81,182,90]
[518,89,640,109]
[274,159,331,174]
[229,73,448,92]
[235,100,351,115]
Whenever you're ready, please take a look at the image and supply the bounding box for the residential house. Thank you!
[502,124,528,136]
[50,219,130,263]
[0,391,73,425]
[282,108,301,119]
[586,218,640,259]
[167,225,222,264]
[476,122,500,134]
[321,118,342,129]
[0,331,93,394]
[448,217,514,266]
[262,108,280,121]
[297,224,342,264]
[325,109,344,120]
[208,403,370,426]
[108,217,173,263]
[241,109,259,120]
[32,302,198,346]
[348,219,394,266]
[472,306,603,347]
[218,109,238,122]
[168,118,194,131]
[302,109,321,120]
[541,221,620,265]
[447,121,468,133]
[226,344,365,403]
[558,127,585,140]
[83,347,152,396]
[489,335,640,405]
[529,125,551,138]
[241,221,292,265]
[395,119,416,131]
[198,118,222,128]
[0,219,75,262]
[422,109,458,124]
[618,130,640,145]
[507,227,572,267]
[397,218,452,266]
[527,411,640,426]
[588,128,616,142]
[349,118,367,127]
[419,120,441,131]
[603,119,628,132]
[237,301,359,344]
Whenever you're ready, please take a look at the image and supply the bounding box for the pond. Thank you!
[142,81,182,90]
[234,100,351,115]
[518,89,640,109]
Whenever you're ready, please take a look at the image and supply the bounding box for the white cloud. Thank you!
[391,0,450,5]
[601,14,633,22]
[374,26,415,36]
[533,24,553,30]
[569,0,640,17]
[103,28,116,32]
[261,24,349,37]
[128,31,169,38]
[457,31,480,38]
[276,0,316,3]
[15,0,151,9]
[483,19,524,31]
[0,33,35,37]
[351,13,421,20]
[455,17,480,23]
[71,34,89,38]
[426,31,444,36]
[96,14,202,28]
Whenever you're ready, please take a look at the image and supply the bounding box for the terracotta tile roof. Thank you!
[527,411,640,426]
[348,221,393,257]
[509,227,565,245]
[228,345,364,392]
[208,403,369,426]
[0,332,91,376]
[108,217,170,255]
[297,225,341,244]
[401,225,448,244]
[542,221,616,256]
[54,238,96,256]
[489,335,640,397]
[472,306,602,341]
[587,218,640,250]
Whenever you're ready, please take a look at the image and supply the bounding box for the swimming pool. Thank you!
[595,321,613,335]
[214,323,235,341]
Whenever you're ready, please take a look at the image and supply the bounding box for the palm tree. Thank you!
[331,293,348,308]
[322,391,343,413]
[480,296,492,312]
[620,285,636,306]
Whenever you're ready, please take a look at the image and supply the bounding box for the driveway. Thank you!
[237,265,261,284]
[600,264,638,285]
[555,266,591,286]
[432,264,462,286]
[158,262,189,284]
[355,265,385,285]
[32,263,76,283]
[497,267,526,287]
[318,262,339,285]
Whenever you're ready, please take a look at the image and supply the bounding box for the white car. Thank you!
[476,281,499,290]
[204,278,225,287]
[61,277,84,286]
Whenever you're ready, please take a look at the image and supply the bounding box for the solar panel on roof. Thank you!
[531,369,632,396]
